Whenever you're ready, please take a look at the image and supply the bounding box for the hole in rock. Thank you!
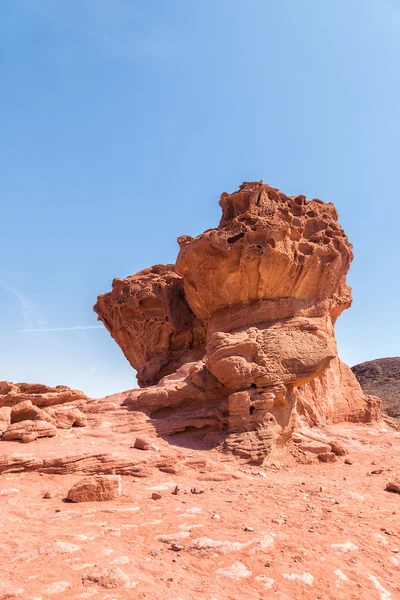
[250,383,257,389]
[249,405,255,415]
[227,232,245,244]
[266,238,276,248]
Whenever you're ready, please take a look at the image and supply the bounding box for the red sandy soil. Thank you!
[0,421,399,600]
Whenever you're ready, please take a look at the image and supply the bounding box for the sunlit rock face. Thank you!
[96,182,377,463]
[94,264,206,387]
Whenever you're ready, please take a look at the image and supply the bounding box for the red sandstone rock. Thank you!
[318,452,337,463]
[94,264,206,387]
[43,406,87,429]
[81,566,130,588]
[10,400,52,423]
[2,419,57,443]
[133,437,159,451]
[386,480,400,494]
[118,182,377,462]
[296,358,380,425]
[66,475,122,502]
[0,407,11,435]
[329,440,347,456]
[0,381,88,408]
[299,441,332,455]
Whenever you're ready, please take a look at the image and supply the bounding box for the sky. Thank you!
[1,0,399,397]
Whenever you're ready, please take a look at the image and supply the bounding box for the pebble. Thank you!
[191,487,204,494]
[212,514,221,521]
[151,492,162,500]
[170,544,183,552]
[244,526,254,532]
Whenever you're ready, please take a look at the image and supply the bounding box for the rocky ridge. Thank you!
[352,357,400,419]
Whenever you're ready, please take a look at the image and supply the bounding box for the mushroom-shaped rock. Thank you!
[105,182,378,462]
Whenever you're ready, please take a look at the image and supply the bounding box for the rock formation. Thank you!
[95,182,379,462]
[0,381,88,408]
[0,383,88,443]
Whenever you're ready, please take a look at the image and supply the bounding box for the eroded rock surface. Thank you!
[0,381,88,408]
[94,264,206,387]
[96,182,377,462]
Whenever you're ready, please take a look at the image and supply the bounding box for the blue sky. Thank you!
[1,0,399,397]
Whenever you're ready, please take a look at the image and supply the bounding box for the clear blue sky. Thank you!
[1,1,399,397]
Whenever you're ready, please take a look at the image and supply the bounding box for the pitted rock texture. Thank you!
[0,384,89,444]
[97,182,378,462]
[94,264,206,387]
[0,381,88,408]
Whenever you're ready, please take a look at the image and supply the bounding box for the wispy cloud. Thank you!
[1,283,43,329]
[22,325,103,332]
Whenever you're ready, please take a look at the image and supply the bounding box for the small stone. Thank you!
[151,492,162,500]
[67,475,121,503]
[329,441,347,456]
[170,544,182,552]
[371,469,383,475]
[191,487,204,494]
[344,458,354,465]
[133,437,158,451]
[43,490,53,499]
[386,480,400,494]
[318,452,336,463]
[244,527,254,532]
[81,566,129,589]
[212,514,221,521]
[299,442,332,455]
[172,485,180,495]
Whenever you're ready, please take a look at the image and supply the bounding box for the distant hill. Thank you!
[352,357,400,418]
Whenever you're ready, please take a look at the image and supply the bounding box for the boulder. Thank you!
[66,475,121,502]
[2,420,57,443]
[43,406,87,429]
[386,480,400,494]
[10,400,52,423]
[133,437,159,451]
[299,442,332,455]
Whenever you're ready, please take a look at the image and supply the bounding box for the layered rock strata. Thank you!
[95,182,379,462]
[0,384,88,443]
